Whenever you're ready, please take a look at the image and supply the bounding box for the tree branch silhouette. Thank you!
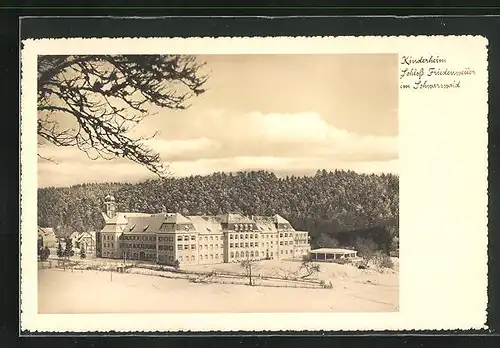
[37,55,208,176]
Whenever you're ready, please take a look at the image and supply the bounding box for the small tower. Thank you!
[104,194,117,219]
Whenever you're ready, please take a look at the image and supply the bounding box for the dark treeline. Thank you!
[37,169,399,253]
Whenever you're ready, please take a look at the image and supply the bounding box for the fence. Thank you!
[38,258,331,290]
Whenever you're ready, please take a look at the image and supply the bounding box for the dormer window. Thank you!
[234,224,239,231]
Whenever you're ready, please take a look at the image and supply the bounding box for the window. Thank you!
[249,242,253,247]
[177,236,183,241]
[210,255,214,260]
[191,244,196,250]
[279,233,283,238]
[191,235,196,240]
[230,243,233,248]
[234,224,239,231]
[205,236,208,241]
[245,243,249,248]
[245,251,249,257]
[250,234,253,239]
[205,244,208,249]
[220,244,223,248]
[234,234,238,239]
[184,236,189,241]
[215,254,219,259]
[255,251,259,257]
[250,251,254,257]
[285,241,288,246]
[245,234,249,239]
[179,256,183,261]
[177,245,182,250]
[169,256,174,261]
[205,254,208,260]
[230,235,233,240]
[240,234,244,239]
[231,252,234,258]
[210,244,213,249]
[285,250,288,254]
[215,236,219,240]
[191,255,195,261]
[235,251,239,257]
[280,241,283,246]
[184,245,189,250]
[210,236,213,240]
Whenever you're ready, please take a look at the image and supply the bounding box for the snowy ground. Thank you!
[38,259,398,314]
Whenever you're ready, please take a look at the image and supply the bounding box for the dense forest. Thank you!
[37,170,399,254]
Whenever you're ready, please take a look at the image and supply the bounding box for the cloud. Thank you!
[37,110,398,187]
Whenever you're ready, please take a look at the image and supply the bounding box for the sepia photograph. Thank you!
[35,53,399,314]
[21,36,488,332]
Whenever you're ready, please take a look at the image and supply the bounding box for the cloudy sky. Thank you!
[37,54,398,188]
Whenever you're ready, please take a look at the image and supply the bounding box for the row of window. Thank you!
[230,242,261,248]
[103,235,114,240]
[177,235,197,241]
[230,250,260,258]
[233,224,254,231]
[122,235,155,241]
[103,242,114,248]
[121,243,155,250]
[176,254,221,262]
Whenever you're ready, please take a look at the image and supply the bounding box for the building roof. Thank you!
[273,214,290,224]
[123,213,167,234]
[310,248,357,254]
[38,227,56,237]
[252,216,277,233]
[218,213,254,224]
[164,212,192,224]
[187,215,223,235]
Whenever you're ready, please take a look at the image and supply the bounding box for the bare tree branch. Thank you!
[37,55,209,177]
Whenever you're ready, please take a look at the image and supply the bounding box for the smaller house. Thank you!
[70,231,97,253]
[37,227,57,248]
[309,248,361,263]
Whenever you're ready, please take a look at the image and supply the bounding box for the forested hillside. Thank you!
[37,170,399,252]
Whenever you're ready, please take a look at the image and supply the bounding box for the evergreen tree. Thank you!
[64,237,74,259]
[80,246,86,259]
[40,246,50,261]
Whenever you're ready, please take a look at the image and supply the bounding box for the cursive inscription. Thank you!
[400,55,476,90]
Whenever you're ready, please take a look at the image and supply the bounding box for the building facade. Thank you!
[38,227,57,248]
[97,195,311,266]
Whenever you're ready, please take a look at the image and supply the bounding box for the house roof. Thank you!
[187,215,223,235]
[310,248,357,254]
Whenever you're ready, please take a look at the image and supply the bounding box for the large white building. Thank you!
[97,195,311,266]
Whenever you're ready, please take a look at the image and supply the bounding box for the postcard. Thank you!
[20,35,488,332]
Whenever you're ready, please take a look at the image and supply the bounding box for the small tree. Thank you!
[299,259,321,279]
[80,246,86,259]
[240,257,258,286]
[56,240,64,258]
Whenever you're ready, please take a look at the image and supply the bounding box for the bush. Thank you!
[371,251,394,269]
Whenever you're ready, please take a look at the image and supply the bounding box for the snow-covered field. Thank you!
[38,259,398,313]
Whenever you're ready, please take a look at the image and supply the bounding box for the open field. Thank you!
[38,259,398,313]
